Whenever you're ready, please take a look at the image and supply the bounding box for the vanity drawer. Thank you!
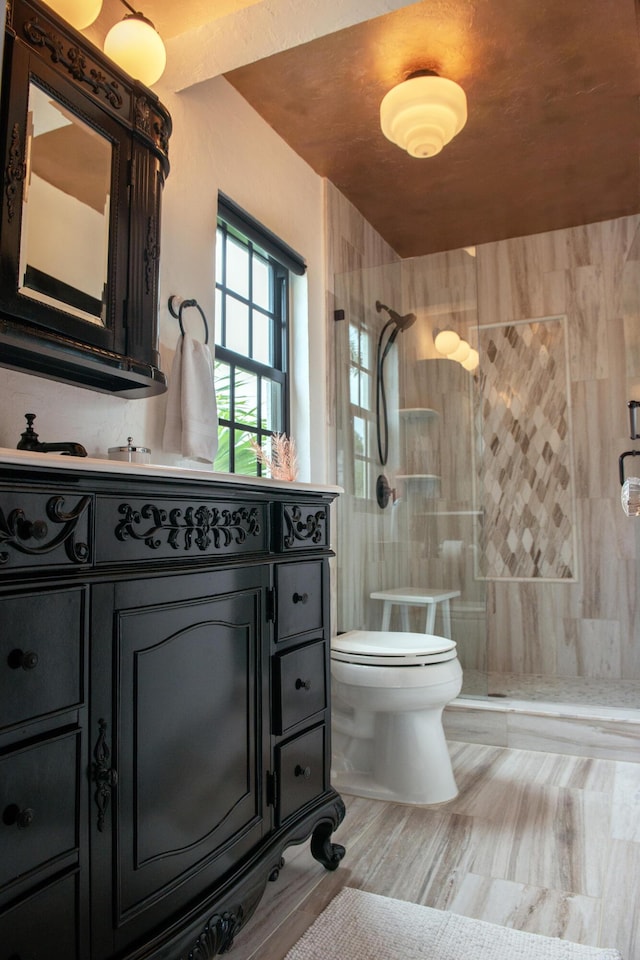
[274,501,329,552]
[272,641,326,735]
[0,872,79,960]
[95,496,269,563]
[0,588,85,733]
[0,489,91,571]
[275,561,325,642]
[0,731,79,890]
[275,725,326,824]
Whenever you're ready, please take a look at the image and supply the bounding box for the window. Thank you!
[349,319,375,499]
[214,195,305,475]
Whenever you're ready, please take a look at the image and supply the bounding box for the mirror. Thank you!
[0,0,172,398]
[19,81,112,326]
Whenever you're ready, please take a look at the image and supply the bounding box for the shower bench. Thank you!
[370,587,461,638]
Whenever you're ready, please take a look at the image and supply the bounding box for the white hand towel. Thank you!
[162,334,218,463]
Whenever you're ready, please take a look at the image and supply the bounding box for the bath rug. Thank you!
[285,887,623,960]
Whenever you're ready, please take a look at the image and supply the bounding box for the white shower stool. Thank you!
[370,587,461,638]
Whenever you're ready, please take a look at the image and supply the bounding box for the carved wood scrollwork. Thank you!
[5,122,26,223]
[0,495,91,564]
[92,718,117,833]
[144,215,159,296]
[23,17,124,108]
[185,908,245,959]
[283,505,327,549]
[115,503,262,551]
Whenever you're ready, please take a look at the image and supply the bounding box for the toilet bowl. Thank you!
[330,630,463,805]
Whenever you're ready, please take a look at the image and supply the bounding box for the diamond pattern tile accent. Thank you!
[478,317,576,580]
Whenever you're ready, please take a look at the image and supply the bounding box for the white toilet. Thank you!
[330,630,463,805]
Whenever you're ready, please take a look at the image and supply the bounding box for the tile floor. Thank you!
[463,671,640,710]
[229,741,640,960]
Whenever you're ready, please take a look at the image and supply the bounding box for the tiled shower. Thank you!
[327,182,640,729]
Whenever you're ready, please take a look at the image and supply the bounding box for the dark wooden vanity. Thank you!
[0,453,345,960]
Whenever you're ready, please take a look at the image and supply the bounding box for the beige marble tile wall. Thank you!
[326,177,640,700]
[395,252,486,657]
[325,183,404,633]
[477,315,577,580]
[478,215,640,687]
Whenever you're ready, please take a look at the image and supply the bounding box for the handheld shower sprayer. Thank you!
[376,300,417,333]
[375,299,416,472]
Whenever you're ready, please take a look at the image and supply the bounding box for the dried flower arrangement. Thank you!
[250,433,299,482]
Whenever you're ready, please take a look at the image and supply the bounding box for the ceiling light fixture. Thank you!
[104,0,166,87]
[43,0,103,29]
[380,70,467,159]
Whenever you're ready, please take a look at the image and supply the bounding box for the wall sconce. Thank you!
[434,328,479,372]
[433,328,460,355]
[43,0,103,29]
[380,70,467,158]
[104,0,166,87]
[44,0,166,86]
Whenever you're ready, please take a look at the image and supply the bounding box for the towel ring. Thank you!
[168,296,209,344]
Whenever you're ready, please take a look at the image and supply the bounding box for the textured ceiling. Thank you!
[223,0,640,257]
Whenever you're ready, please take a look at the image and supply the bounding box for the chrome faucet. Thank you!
[17,413,87,458]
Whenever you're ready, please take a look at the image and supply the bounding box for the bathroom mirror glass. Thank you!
[18,81,112,326]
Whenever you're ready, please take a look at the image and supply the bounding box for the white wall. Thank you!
[0,77,329,483]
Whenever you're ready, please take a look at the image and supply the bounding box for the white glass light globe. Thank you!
[380,75,467,159]
[449,339,471,363]
[434,329,460,356]
[461,348,480,372]
[104,15,166,87]
[44,0,103,29]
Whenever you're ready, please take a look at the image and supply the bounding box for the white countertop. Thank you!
[0,447,342,496]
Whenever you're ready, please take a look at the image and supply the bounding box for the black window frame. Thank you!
[215,195,305,475]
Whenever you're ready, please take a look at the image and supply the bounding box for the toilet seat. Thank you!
[331,629,457,666]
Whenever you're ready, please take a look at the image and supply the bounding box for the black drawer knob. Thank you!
[295,764,311,779]
[17,518,48,541]
[17,807,35,829]
[7,649,39,671]
[292,592,308,604]
[3,804,35,828]
[295,678,312,691]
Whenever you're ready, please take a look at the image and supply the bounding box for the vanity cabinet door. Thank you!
[90,565,271,960]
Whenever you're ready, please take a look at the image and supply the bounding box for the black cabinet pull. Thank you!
[3,804,35,828]
[7,649,39,670]
[295,764,311,779]
[17,518,48,541]
[295,678,312,691]
[92,719,117,832]
[292,592,308,604]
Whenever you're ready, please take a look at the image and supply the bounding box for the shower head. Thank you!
[376,299,417,331]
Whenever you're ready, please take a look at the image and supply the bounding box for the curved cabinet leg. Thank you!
[310,820,346,871]
[268,857,285,881]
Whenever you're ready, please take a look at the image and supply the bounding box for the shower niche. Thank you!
[397,406,440,495]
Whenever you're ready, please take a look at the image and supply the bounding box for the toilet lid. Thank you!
[331,630,457,665]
